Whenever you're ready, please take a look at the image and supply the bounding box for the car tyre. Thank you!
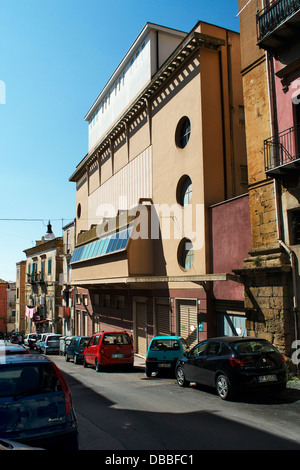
[65,354,69,362]
[146,368,152,377]
[216,374,234,400]
[95,359,102,372]
[176,366,190,387]
[83,358,88,368]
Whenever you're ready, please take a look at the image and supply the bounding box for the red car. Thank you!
[83,331,134,371]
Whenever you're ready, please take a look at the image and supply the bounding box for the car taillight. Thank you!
[280,354,286,363]
[52,362,72,415]
[146,357,157,362]
[229,358,245,368]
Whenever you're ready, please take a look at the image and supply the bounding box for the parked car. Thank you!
[10,332,24,344]
[36,333,47,352]
[0,353,78,449]
[146,335,188,377]
[175,336,288,400]
[0,343,30,355]
[66,336,90,364]
[24,333,39,350]
[83,331,134,371]
[59,336,75,356]
[39,334,62,355]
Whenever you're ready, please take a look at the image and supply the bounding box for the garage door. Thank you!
[136,302,147,357]
[178,300,198,349]
[156,299,171,336]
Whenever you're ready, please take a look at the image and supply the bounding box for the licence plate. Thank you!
[112,354,124,358]
[158,363,171,368]
[258,375,277,383]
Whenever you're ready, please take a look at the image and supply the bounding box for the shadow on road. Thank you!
[60,369,300,451]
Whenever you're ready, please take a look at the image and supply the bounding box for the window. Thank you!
[77,203,81,219]
[177,175,192,206]
[289,210,300,245]
[178,238,194,271]
[176,117,191,149]
[47,259,52,275]
[190,341,207,357]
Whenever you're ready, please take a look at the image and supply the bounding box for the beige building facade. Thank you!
[69,22,248,355]
[23,222,63,334]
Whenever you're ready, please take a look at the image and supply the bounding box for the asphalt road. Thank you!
[51,355,300,451]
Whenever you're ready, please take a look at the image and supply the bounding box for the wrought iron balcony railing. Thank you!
[257,0,300,49]
[264,124,300,174]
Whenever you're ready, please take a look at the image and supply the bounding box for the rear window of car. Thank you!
[79,338,89,346]
[102,333,131,345]
[150,339,184,351]
[0,363,61,398]
[232,340,277,355]
[47,336,61,341]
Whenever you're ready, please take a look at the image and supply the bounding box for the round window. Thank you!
[178,238,194,271]
[177,175,192,207]
[176,117,191,149]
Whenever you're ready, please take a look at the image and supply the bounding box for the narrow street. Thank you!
[51,355,300,451]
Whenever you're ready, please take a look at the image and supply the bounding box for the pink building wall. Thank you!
[210,193,251,301]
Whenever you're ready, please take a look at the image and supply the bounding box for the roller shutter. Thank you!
[156,300,171,336]
[178,300,198,348]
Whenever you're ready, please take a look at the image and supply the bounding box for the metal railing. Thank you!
[264,124,300,171]
[257,0,300,41]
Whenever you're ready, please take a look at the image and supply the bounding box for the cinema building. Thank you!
[69,21,250,356]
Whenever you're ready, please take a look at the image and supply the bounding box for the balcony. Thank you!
[257,0,300,50]
[58,306,70,318]
[264,124,300,175]
[27,272,45,284]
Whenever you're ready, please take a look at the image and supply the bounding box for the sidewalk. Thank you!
[134,354,145,369]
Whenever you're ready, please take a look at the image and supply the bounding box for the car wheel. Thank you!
[83,358,88,368]
[216,374,234,400]
[146,368,152,377]
[176,366,190,387]
[95,359,102,372]
[65,354,69,362]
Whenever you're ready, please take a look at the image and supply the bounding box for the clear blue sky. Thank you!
[0,0,240,282]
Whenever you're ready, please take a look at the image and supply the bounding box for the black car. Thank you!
[0,353,78,449]
[175,337,287,400]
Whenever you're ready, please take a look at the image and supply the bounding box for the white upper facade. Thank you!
[85,23,187,152]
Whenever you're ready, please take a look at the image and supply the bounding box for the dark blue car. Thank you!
[65,336,90,364]
[0,353,78,449]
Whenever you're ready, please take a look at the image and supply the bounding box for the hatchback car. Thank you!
[24,333,39,350]
[83,331,134,371]
[0,354,78,449]
[65,336,90,364]
[146,336,188,377]
[175,337,287,400]
[40,334,62,355]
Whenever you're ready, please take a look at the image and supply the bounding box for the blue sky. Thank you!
[0,0,240,281]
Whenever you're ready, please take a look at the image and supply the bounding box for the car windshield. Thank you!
[102,333,131,345]
[232,340,277,355]
[150,339,185,351]
[0,363,61,398]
